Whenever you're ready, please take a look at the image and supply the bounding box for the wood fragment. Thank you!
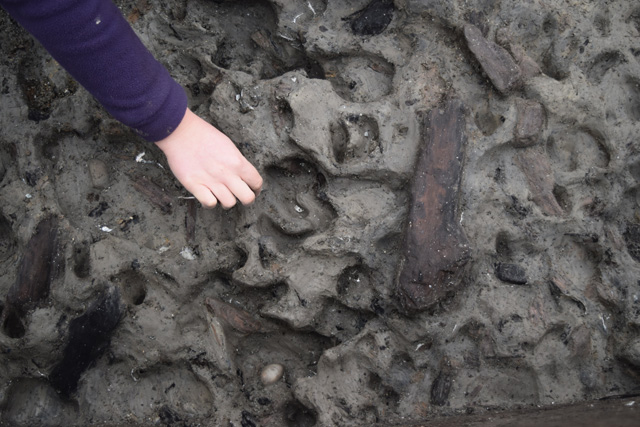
[131,175,173,214]
[204,312,236,374]
[430,357,453,406]
[510,43,542,79]
[549,275,587,314]
[204,297,270,334]
[396,99,471,311]
[515,148,564,216]
[185,198,197,246]
[6,216,60,317]
[513,99,545,147]
[464,24,522,93]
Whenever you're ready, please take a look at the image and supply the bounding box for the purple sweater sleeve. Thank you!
[0,0,188,141]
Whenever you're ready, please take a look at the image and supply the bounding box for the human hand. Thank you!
[155,108,263,209]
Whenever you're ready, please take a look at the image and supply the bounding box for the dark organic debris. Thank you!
[624,223,640,263]
[430,357,453,406]
[515,148,564,216]
[494,262,528,285]
[348,0,394,36]
[283,400,317,427]
[513,99,545,147]
[6,216,60,314]
[49,288,123,396]
[88,201,109,218]
[549,275,587,314]
[3,216,61,338]
[464,24,522,93]
[185,198,197,246]
[131,175,173,214]
[396,99,471,311]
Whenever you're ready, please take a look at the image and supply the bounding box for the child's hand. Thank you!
[155,109,263,209]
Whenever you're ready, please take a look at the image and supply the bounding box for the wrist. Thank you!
[154,107,192,152]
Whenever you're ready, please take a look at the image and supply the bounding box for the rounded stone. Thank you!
[260,363,284,385]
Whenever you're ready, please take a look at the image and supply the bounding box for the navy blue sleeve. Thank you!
[0,0,188,141]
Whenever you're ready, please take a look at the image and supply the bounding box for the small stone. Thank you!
[260,363,284,385]
[494,262,527,285]
[88,159,109,189]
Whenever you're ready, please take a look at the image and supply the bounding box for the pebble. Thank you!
[494,262,528,285]
[260,363,284,385]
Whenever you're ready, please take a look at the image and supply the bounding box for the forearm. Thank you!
[0,0,187,141]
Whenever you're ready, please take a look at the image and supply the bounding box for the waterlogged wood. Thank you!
[185,198,197,246]
[396,99,471,311]
[6,216,60,315]
[205,297,270,334]
[464,24,522,93]
[131,175,173,214]
[513,99,545,147]
[515,148,564,216]
[430,357,453,406]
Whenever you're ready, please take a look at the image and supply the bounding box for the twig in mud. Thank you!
[130,175,173,214]
[185,198,197,246]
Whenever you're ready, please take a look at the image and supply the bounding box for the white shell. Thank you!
[260,363,284,385]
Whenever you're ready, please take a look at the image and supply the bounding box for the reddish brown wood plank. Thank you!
[396,99,471,311]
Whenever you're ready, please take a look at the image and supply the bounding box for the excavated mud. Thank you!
[1,0,640,426]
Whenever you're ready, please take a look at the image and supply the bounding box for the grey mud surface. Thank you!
[1,0,640,426]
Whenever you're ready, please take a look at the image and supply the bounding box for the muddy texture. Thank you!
[1,0,640,426]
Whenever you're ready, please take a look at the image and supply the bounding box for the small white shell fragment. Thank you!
[25,193,32,199]
[158,245,171,254]
[100,226,112,232]
[261,363,284,385]
[135,152,146,163]
[180,246,197,260]
[294,205,304,213]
